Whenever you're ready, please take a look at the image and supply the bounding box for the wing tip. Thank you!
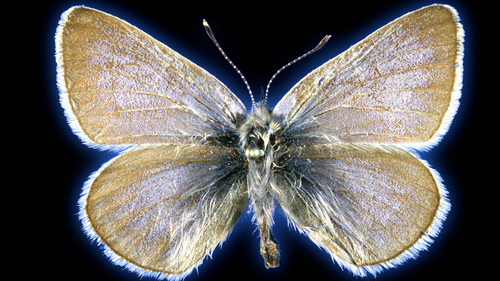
[402,4,465,153]
[55,6,102,152]
[55,14,134,153]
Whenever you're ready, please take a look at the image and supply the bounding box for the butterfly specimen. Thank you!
[56,4,463,279]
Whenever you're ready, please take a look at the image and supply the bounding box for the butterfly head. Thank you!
[239,103,280,161]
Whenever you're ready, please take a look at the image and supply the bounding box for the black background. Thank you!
[14,0,495,280]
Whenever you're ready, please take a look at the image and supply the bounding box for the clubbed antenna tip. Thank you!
[203,19,256,108]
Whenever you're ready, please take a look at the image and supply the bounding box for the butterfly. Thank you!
[55,4,463,279]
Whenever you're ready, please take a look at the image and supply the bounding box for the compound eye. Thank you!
[245,147,265,159]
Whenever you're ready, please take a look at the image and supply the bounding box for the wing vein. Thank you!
[295,166,425,248]
[80,106,194,117]
[337,104,439,116]
[101,159,241,238]
[315,62,452,118]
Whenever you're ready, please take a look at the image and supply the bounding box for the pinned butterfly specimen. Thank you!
[55,4,463,279]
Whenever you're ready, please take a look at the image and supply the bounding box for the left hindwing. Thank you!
[81,144,248,278]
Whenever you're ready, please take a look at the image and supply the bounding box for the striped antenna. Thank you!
[203,19,256,108]
[264,35,331,105]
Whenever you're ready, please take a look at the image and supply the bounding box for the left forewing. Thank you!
[56,7,247,149]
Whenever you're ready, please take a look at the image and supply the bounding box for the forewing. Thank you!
[80,145,248,278]
[274,143,449,276]
[273,5,463,150]
[56,7,246,150]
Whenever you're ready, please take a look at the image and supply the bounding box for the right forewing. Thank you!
[272,5,463,149]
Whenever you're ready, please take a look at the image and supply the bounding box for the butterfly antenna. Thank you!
[203,19,256,108]
[264,35,331,105]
